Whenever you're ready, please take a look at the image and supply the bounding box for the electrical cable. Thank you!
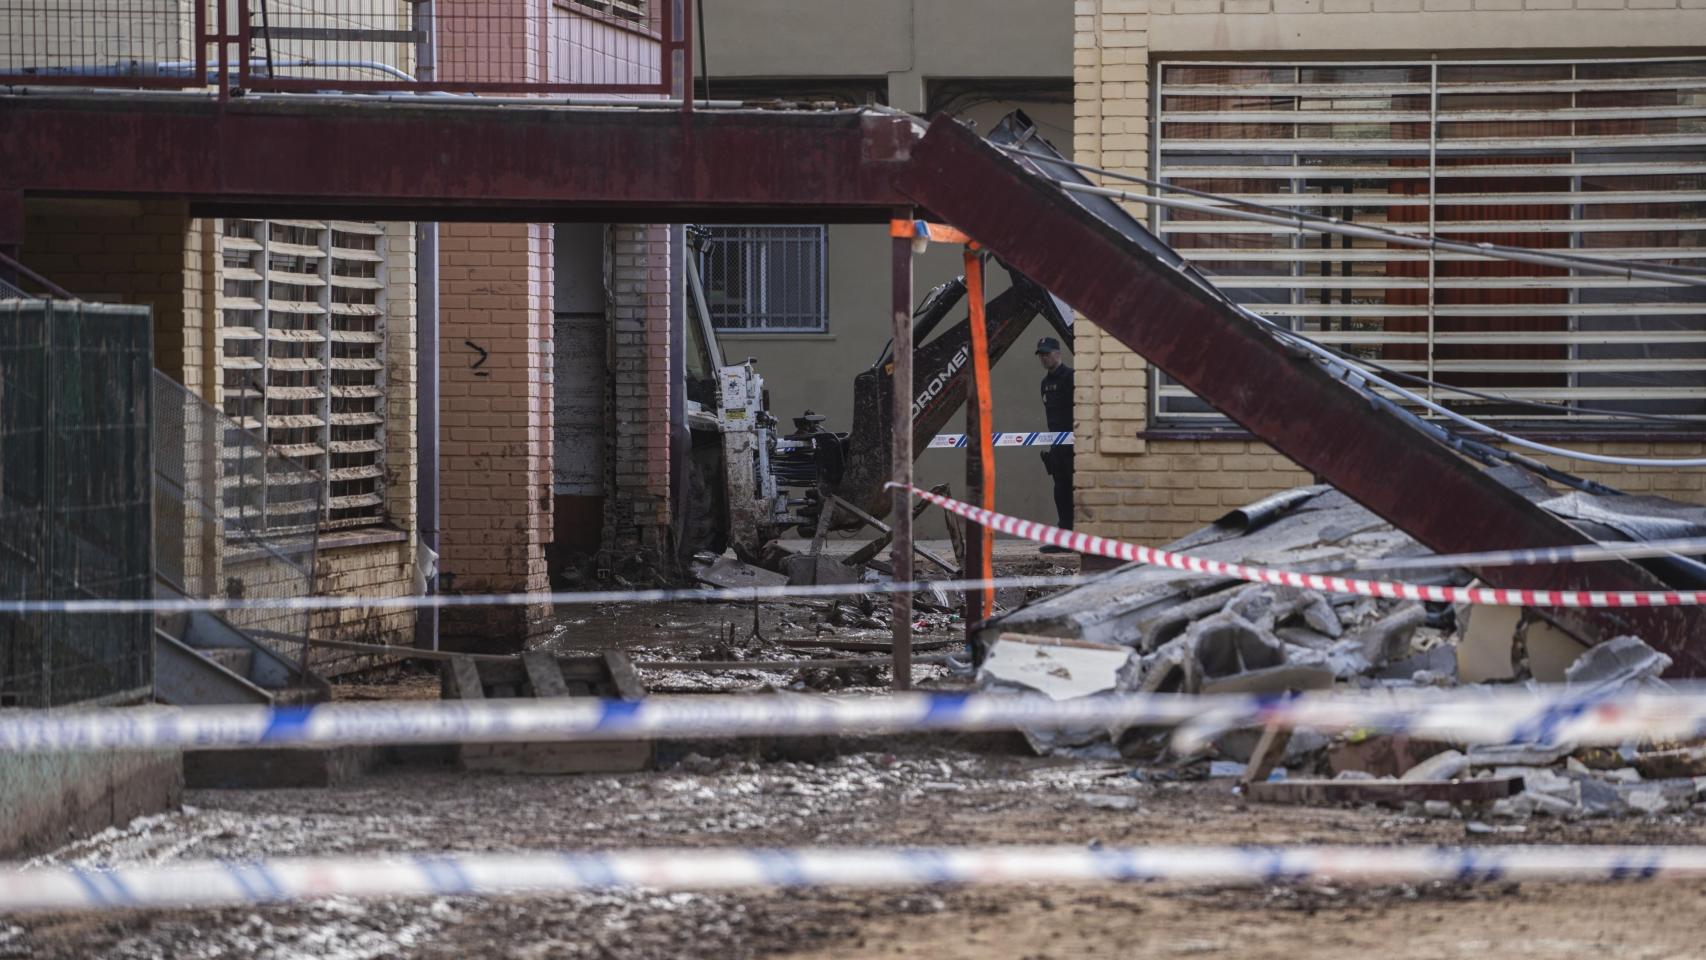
[998,156,1706,468]
[997,144,1706,280]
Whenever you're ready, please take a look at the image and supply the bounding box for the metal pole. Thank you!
[963,248,994,626]
[890,209,915,691]
[413,0,440,652]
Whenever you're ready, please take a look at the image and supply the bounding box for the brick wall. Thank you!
[1073,0,1706,544]
[602,224,674,569]
[437,221,554,648]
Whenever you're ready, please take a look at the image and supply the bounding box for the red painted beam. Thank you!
[894,115,1706,674]
[0,97,916,222]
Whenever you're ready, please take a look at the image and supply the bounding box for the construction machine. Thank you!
[678,221,1073,568]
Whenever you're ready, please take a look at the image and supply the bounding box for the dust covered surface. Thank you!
[11,745,1706,960]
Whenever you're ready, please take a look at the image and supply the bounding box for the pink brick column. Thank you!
[433,1,555,647]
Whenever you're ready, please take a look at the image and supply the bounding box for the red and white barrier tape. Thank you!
[897,484,1706,609]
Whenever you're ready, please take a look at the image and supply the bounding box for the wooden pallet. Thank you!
[444,650,652,775]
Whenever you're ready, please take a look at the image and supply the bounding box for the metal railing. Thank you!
[152,370,319,676]
[0,0,692,99]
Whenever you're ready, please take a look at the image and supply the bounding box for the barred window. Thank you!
[1152,57,1706,429]
[695,225,828,333]
[219,219,388,532]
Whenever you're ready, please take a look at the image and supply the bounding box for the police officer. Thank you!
[1036,336,1073,552]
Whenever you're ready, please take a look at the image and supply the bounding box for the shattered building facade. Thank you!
[1072,2,1706,543]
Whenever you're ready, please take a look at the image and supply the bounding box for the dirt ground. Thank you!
[11,543,1706,959]
[10,743,1706,960]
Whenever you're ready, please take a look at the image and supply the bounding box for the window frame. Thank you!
[693,224,830,335]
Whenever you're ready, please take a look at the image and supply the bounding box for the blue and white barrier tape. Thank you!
[5,844,1705,911]
[927,431,1074,449]
[0,573,1087,616]
[4,687,1704,755]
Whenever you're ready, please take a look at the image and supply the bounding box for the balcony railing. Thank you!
[0,0,691,99]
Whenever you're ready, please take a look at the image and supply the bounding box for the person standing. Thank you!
[1036,337,1074,553]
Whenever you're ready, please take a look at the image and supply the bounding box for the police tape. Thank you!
[0,572,1087,616]
[897,483,1706,610]
[3,686,1704,755]
[5,843,1705,911]
[927,431,1074,449]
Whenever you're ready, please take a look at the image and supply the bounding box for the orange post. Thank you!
[964,247,996,620]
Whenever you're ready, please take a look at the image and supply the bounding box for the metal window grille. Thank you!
[1152,56,1706,427]
[695,225,829,333]
[219,218,388,531]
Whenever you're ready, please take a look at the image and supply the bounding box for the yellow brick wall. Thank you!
[1072,0,1706,544]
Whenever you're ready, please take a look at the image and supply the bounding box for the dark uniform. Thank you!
[1040,359,1074,530]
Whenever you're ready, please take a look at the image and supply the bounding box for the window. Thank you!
[219,219,388,532]
[1151,57,1706,429]
[694,225,828,333]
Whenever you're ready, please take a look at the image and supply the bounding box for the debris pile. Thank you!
[974,485,1706,819]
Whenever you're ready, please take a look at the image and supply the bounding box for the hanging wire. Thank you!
[990,148,1706,469]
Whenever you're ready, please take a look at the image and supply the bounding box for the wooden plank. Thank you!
[523,651,570,699]
[448,656,485,700]
[1246,776,1522,807]
[781,638,959,653]
[602,651,648,701]
[308,636,514,663]
[461,740,652,776]
[1240,725,1292,790]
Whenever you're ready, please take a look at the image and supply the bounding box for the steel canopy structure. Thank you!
[0,96,920,230]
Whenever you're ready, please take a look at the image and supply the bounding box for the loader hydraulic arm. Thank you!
[824,260,1073,525]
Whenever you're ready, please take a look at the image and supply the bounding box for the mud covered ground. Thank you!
[14,543,1706,958]
[10,742,1706,960]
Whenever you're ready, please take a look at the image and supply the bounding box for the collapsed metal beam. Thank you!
[894,114,1706,675]
[0,97,917,222]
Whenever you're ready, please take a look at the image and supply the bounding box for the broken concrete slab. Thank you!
[1401,749,1468,782]
[1199,664,1334,697]
[1467,742,1576,768]
[695,556,791,591]
[1188,608,1285,679]
[975,488,1428,655]
[1565,635,1673,688]
[978,634,1141,757]
[978,633,1140,701]
[1328,735,1455,779]
[1455,603,1520,683]
[1523,619,1590,683]
[1376,644,1458,683]
[1247,776,1521,807]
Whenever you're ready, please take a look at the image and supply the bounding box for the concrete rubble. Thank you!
[972,485,1706,819]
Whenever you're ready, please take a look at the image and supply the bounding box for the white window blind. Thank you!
[1152,56,1706,427]
[695,225,829,333]
[219,218,388,532]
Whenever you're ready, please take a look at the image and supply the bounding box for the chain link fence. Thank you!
[0,300,153,708]
[153,370,318,675]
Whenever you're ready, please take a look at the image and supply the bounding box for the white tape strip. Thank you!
[899,484,1706,610]
[927,431,1075,449]
[4,686,1705,755]
[0,573,1085,616]
[3,844,1702,911]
